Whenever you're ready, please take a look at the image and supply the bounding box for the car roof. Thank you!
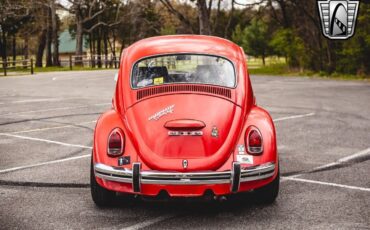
[125,35,243,63]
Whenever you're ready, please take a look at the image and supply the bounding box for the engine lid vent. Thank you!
[137,85,232,100]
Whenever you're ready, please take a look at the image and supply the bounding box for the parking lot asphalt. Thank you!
[0,70,369,229]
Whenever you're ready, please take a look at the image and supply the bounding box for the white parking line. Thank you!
[289,147,370,178]
[0,133,92,149]
[12,98,63,104]
[51,76,109,81]
[0,98,80,105]
[282,177,370,192]
[49,73,115,81]
[11,120,97,134]
[273,112,315,122]
[336,147,370,163]
[120,215,176,230]
[0,154,90,174]
[0,103,110,116]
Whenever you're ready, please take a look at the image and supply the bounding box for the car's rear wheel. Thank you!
[90,158,116,207]
[254,168,279,204]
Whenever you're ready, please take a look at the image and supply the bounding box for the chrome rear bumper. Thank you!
[94,162,275,193]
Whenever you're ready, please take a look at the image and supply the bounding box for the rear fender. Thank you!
[234,106,278,169]
[93,110,138,170]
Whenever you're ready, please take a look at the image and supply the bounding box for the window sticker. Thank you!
[237,154,253,164]
[153,77,164,85]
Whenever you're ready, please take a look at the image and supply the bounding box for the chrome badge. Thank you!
[168,131,203,136]
[211,126,219,138]
[317,0,359,40]
[148,105,175,121]
[182,160,188,169]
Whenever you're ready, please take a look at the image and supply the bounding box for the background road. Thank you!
[0,70,369,229]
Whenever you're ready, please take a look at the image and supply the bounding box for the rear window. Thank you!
[131,54,235,89]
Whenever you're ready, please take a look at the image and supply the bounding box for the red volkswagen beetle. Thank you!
[91,35,279,206]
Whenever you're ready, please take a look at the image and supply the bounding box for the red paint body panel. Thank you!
[125,94,242,171]
[93,35,278,197]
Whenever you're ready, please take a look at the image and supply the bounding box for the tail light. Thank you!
[107,128,125,156]
[246,127,263,155]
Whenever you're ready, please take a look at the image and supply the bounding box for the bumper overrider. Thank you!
[94,162,276,194]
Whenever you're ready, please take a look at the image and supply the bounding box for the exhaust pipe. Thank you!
[214,195,227,202]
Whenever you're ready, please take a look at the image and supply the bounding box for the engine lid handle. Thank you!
[164,119,206,130]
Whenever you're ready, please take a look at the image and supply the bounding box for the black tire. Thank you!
[90,159,116,207]
[254,169,280,204]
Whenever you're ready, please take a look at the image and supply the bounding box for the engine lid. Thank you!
[125,94,243,171]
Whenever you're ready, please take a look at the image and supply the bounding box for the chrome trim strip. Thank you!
[240,162,275,182]
[95,172,132,183]
[241,162,275,176]
[140,171,231,178]
[141,179,231,185]
[240,171,275,182]
[94,162,276,186]
[95,163,132,177]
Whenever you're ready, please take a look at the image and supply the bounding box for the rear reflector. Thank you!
[246,127,263,155]
[107,128,124,156]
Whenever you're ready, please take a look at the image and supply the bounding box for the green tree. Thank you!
[232,19,270,66]
[335,3,370,75]
[270,28,307,70]
[231,24,244,47]
[0,0,32,61]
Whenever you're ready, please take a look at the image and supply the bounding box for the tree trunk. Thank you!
[107,36,115,68]
[12,35,16,67]
[112,31,116,58]
[88,33,93,67]
[212,0,222,34]
[327,41,336,73]
[75,22,83,65]
[92,33,96,56]
[0,35,3,61]
[24,35,29,60]
[45,7,53,67]
[91,32,96,67]
[75,11,84,66]
[23,34,29,68]
[103,30,108,68]
[1,32,7,61]
[97,29,102,68]
[36,29,47,67]
[112,34,117,68]
[109,31,117,66]
[224,0,235,38]
[50,0,60,66]
[197,0,211,35]
[277,0,291,28]
[119,41,125,63]
[45,31,53,66]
